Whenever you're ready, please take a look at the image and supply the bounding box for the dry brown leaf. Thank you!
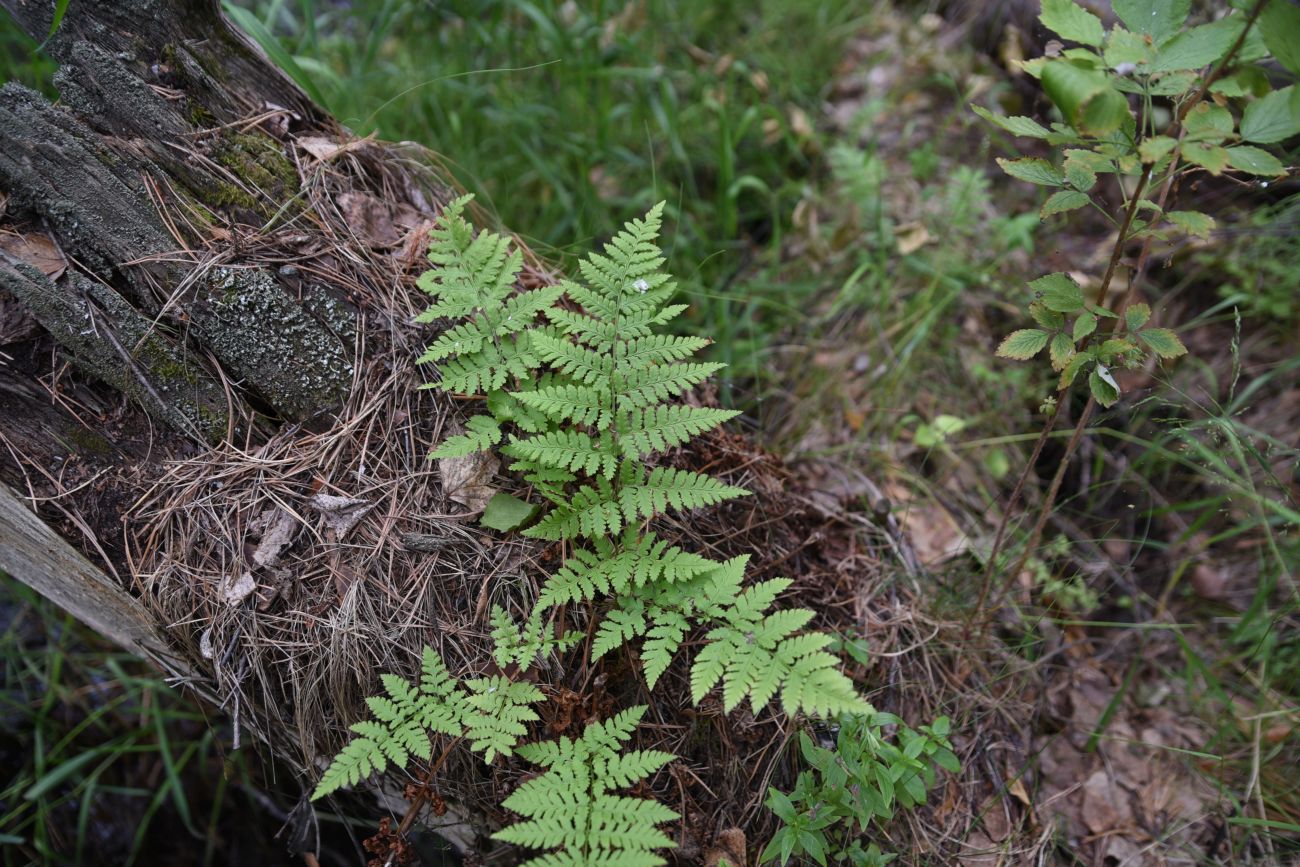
[902,501,969,563]
[1081,770,1131,834]
[251,507,298,567]
[703,828,746,867]
[895,221,933,255]
[220,571,257,607]
[296,135,343,161]
[308,493,374,540]
[439,450,499,514]
[0,230,67,279]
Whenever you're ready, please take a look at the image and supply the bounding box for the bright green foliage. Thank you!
[761,714,958,866]
[311,642,543,799]
[977,0,1295,409]
[490,605,581,669]
[312,647,466,799]
[432,414,502,459]
[416,193,563,402]
[494,706,678,867]
[690,567,869,718]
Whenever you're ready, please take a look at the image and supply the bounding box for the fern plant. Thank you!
[315,198,897,863]
[493,706,678,867]
[311,641,544,799]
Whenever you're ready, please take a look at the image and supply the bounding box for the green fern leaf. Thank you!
[495,706,677,866]
[431,415,501,458]
[618,405,740,457]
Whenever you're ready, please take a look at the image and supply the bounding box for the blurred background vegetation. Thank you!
[2,0,1297,863]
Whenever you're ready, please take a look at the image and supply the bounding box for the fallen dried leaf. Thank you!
[895,221,933,255]
[308,493,374,540]
[220,571,257,607]
[251,507,298,567]
[439,450,499,514]
[703,828,746,867]
[0,230,67,279]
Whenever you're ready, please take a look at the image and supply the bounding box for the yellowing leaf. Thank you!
[996,329,1050,360]
[1138,327,1188,358]
[1182,142,1230,175]
[1049,332,1075,371]
[1166,210,1216,239]
[1124,303,1151,331]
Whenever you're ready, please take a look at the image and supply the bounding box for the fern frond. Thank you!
[490,606,580,669]
[514,383,612,428]
[532,330,615,384]
[505,430,619,479]
[525,480,624,541]
[495,706,676,866]
[463,676,545,762]
[615,362,726,409]
[537,532,717,609]
[618,406,741,457]
[688,575,869,718]
[618,467,748,525]
[312,734,392,799]
[615,335,712,373]
[592,602,647,661]
[431,415,501,458]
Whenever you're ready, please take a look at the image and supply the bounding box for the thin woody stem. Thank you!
[977,0,1268,618]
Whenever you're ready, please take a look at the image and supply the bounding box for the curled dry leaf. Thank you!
[220,571,257,607]
[308,493,374,540]
[251,507,299,567]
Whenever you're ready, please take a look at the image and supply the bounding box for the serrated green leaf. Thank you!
[1183,102,1234,143]
[1104,27,1154,68]
[1059,351,1092,389]
[1125,303,1151,331]
[1241,86,1300,144]
[1040,0,1104,46]
[1064,157,1099,191]
[996,157,1065,186]
[480,492,538,532]
[970,105,1052,138]
[996,329,1050,360]
[1137,327,1188,358]
[1139,135,1178,164]
[1073,311,1098,343]
[1029,303,1066,329]
[1151,16,1245,71]
[1166,210,1216,239]
[1261,0,1300,76]
[1225,145,1286,176]
[1089,367,1121,406]
[1049,332,1075,371]
[1042,61,1131,135]
[1041,190,1091,217]
[1113,0,1189,44]
[1182,142,1230,175]
[1031,273,1086,313]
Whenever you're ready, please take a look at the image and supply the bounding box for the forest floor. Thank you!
[0,1,1297,865]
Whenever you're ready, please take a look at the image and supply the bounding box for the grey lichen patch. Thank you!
[189,267,352,421]
[53,40,185,138]
[300,283,358,348]
[0,263,230,443]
